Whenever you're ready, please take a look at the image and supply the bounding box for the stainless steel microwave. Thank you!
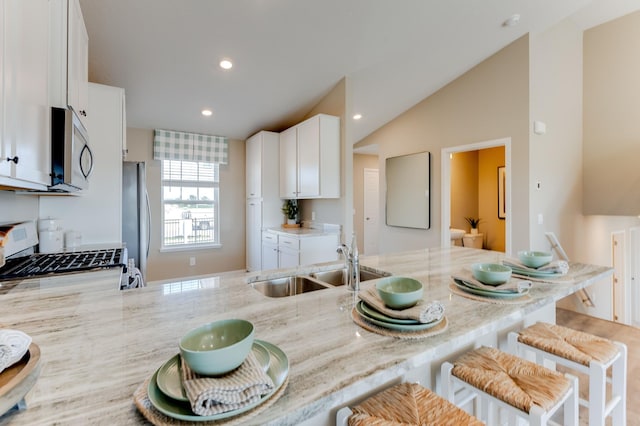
[50,107,93,191]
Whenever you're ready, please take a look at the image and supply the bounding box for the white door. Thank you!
[246,200,262,271]
[279,126,297,198]
[296,117,320,197]
[363,168,379,255]
[612,231,626,323]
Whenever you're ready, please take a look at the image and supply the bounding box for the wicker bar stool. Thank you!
[508,322,627,426]
[441,346,578,426]
[336,382,482,426]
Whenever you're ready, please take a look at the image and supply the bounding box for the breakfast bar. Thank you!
[0,246,612,425]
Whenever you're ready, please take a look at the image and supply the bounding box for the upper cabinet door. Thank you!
[1,0,51,188]
[67,0,88,126]
[246,133,262,198]
[296,116,321,198]
[279,126,297,198]
[278,114,340,200]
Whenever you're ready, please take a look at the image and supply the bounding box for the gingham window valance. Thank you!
[153,129,228,164]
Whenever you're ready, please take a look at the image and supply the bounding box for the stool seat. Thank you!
[442,346,578,425]
[340,382,482,426]
[510,322,627,426]
[451,346,572,413]
[515,322,619,366]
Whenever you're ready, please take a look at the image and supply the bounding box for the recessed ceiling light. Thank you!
[219,59,233,70]
[201,109,213,117]
[503,14,520,27]
[353,114,362,120]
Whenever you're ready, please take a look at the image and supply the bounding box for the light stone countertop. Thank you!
[0,247,612,425]
[265,227,339,237]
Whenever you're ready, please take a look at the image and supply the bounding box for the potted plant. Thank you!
[281,199,299,225]
[464,217,481,234]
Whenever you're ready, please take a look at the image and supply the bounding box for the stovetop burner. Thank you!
[0,248,126,280]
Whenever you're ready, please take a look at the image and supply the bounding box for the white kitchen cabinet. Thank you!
[49,0,89,127]
[261,232,279,270]
[262,230,339,269]
[245,131,281,271]
[0,0,51,190]
[246,200,262,272]
[279,126,297,198]
[279,114,340,199]
[40,83,125,245]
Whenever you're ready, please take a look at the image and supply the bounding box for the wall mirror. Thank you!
[385,151,430,229]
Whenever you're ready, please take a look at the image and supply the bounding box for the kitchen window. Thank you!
[160,160,220,249]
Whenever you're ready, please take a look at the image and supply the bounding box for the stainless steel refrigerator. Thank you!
[122,162,150,280]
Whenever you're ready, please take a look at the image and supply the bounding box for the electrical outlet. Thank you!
[189,257,196,266]
[311,211,316,221]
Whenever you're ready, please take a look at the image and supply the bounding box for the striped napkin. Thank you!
[180,351,274,416]
[0,329,32,374]
[359,286,444,323]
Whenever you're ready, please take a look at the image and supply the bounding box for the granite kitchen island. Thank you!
[0,246,612,425]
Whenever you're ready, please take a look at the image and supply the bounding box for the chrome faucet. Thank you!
[337,234,360,292]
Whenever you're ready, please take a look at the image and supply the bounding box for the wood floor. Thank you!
[556,308,639,426]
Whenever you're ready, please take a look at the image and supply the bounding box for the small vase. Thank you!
[287,218,296,225]
[470,228,478,234]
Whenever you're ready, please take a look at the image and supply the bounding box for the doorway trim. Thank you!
[441,137,512,254]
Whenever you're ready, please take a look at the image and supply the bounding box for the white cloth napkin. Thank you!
[451,270,532,293]
[180,351,275,416]
[359,286,445,323]
[0,329,32,374]
[503,258,569,274]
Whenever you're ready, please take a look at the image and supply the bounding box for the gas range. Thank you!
[0,248,127,281]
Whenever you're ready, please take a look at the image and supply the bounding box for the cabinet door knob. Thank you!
[6,156,18,164]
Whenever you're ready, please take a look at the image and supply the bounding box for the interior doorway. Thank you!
[441,138,512,254]
[363,168,379,255]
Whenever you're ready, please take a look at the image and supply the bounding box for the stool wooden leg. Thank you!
[336,406,352,426]
[565,375,579,426]
[440,362,455,403]
[588,361,606,426]
[612,342,627,426]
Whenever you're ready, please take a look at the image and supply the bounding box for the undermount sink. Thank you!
[251,276,330,298]
[310,267,390,286]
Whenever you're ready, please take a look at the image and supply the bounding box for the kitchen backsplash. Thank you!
[0,191,39,224]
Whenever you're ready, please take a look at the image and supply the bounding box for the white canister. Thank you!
[39,230,64,253]
[38,218,60,232]
[64,230,82,249]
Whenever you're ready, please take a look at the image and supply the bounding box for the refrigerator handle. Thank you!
[145,189,151,258]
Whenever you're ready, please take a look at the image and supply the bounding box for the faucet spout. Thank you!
[337,234,360,292]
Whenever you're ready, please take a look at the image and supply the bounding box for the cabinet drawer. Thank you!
[262,232,278,244]
[278,235,300,250]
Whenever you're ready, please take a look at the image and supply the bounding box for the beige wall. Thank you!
[567,12,640,321]
[299,78,349,242]
[529,18,585,256]
[356,35,530,254]
[583,10,640,216]
[353,154,378,252]
[0,191,39,224]
[126,128,246,282]
[478,147,505,251]
[450,151,478,231]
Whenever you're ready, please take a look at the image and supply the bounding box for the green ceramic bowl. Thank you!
[518,251,553,268]
[471,263,512,285]
[376,277,424,309]
[179,319,254,376]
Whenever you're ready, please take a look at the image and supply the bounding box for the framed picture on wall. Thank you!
[498,166,506,219]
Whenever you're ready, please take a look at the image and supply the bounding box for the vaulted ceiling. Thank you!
[79,0,639,143]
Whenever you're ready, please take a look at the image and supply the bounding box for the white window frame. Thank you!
[160,160,221,251]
